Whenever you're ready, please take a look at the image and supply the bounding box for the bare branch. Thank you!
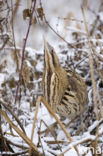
[15,0,37,105]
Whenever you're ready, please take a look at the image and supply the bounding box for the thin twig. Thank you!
[0,100,26,134]
[29,96,41,156]
[39,119,62,152]
[45,140,68,144]
[39,0,77,50]
[10,0,19,71]
[39,121,57,135]
[11,0,20,23]
[6,138,28,149]
[0,109,40,156]
[81,7,100,156]
[58,118,103,156]
[38,133,46,156]
[40,96,80,156]
[15,0,37,105]
[81,7,99,120]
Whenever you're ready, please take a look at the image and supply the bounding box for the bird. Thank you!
[42,39,88,120]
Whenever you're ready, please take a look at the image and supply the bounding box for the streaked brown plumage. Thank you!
[42,39,88,119]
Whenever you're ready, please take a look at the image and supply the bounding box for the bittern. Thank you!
[42,40,88,119]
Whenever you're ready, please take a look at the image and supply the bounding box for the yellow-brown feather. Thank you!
[42,40,88,119]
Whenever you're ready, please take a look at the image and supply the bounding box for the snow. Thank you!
[0,74,5,88]
[0,0,103,156]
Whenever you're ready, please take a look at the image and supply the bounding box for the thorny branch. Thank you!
[15,0,37,105]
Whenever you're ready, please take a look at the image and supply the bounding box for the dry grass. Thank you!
[0,1,103,156]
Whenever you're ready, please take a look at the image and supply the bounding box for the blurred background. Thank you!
[11,0,102,49]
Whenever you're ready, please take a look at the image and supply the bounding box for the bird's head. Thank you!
[43,38,61,72]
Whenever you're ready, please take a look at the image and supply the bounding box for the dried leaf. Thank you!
[22,61,32,85]
[37,7,44,21]
[33,16,37,24]
[23,9,31,20]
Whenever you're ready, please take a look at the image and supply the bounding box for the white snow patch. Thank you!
[0,74,5,88]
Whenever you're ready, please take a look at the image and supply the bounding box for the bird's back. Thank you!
[56,68,88,119]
